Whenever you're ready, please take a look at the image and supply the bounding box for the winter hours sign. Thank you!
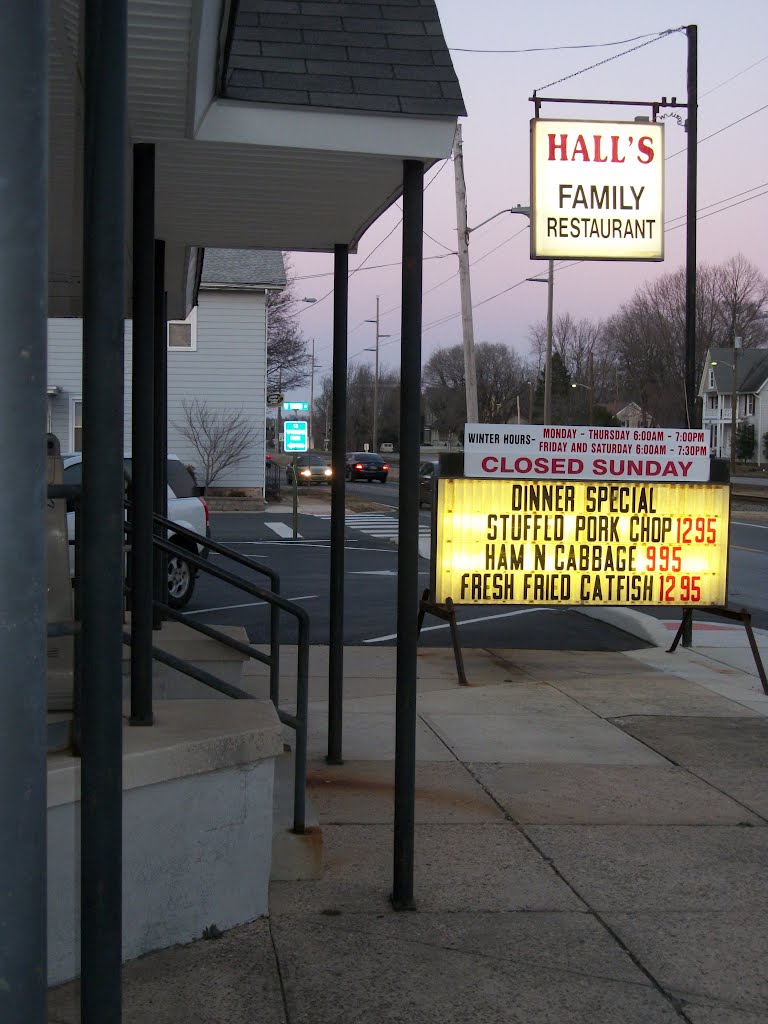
[531,118,664,261]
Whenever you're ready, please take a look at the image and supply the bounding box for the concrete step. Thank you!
[122,614,251,699]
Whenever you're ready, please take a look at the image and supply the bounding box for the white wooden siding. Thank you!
[47,290,267,490]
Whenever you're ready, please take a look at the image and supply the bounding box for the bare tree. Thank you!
[266,256,311,393]
[591,256,768,427]
[174,399,258,495]
[423,342,528,430]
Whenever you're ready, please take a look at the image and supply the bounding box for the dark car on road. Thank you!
[418,458,440,507]
[345,452,389,483]
[286,454,333,485]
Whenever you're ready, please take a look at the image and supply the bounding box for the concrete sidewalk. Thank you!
[48,621,768,1024]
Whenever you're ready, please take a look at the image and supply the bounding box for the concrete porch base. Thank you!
[47,698,283,987]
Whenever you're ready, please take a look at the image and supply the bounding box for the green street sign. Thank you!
[284,420,308,453]
[282,401,310,412]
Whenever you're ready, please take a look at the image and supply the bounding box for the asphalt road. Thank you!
[186,476,768,648]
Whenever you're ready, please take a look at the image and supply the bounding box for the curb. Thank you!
[575,606,676,647]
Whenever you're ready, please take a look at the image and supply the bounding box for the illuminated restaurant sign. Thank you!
[531,118,664,261]
[464,424,710,482]
[433,478,729,607]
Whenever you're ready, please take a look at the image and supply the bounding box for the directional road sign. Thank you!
[284,420,309,453]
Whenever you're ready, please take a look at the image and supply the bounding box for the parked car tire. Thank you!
[167,541,196,609]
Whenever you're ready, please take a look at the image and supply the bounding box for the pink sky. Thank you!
[288,0,768,398]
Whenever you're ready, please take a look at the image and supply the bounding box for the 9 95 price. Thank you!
[658,574,702,603]
[645,545,682,572]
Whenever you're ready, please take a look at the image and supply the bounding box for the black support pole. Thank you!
[681,24,698,650]
[327,244,348,765]
[152,240,167,628]
[81,1,127,1020]
[0,2,48,1019]
[685,24,698,428]
[392,160,424,910]
[130,143,155,725]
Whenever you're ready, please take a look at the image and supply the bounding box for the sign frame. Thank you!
[432,477,730,609]
[530,116,665,262]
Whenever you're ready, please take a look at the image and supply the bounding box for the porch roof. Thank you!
[48,0,462,320]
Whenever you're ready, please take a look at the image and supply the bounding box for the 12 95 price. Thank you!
[658,574,702,602]
[675,517,717,544]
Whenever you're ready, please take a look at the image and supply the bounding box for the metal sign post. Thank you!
[283,421,308,540]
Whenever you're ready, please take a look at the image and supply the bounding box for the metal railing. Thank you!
[47,486,310,832]
[146,523,310,833]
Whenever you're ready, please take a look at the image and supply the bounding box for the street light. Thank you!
[477,204,555,425]
[364,295,390,452]
[571,382,594,426]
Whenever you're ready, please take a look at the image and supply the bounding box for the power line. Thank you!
[423,228,456,254]
[700,54,768,99]
[667,101,768,159]
[536,27,682,92]
[296,159,450,316]
[449,30,677,55]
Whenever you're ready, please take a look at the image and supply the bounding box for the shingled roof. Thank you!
[224,0,466,117]
[709,347,768,393]
[201,249,287,288]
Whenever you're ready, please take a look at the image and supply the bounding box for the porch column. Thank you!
[130,142,155,725]
[152,240,167,627]
[0,2,48,1019]
[80,1,127,1019]
[327,243,348,764]
[393,159,424,910]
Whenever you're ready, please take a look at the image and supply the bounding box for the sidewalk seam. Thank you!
[268,916,292,1024]
[460,762,696,1022]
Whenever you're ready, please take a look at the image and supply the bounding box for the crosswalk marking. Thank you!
[266,521,302,539]
[315,512,430,543]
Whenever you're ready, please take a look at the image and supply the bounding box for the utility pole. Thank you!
[453,125,478,423]
[731,336,741,476]
[541,260,554,423]
[588,349,594,427]
[309,338,315,450]
[684,24,698,428]
[364,296,389,451]
[372,298,380,451]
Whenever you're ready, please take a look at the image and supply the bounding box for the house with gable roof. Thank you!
[700,346,768,464]
[48,249,286,495]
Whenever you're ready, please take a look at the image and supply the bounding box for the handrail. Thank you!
[50,482,309,833]
[148,507,281,705]
[150,533,310,833]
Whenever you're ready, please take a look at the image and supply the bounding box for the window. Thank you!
[708,395,718,410]
[72,399,82,451]
[708,369,715,389]
[710,424,717,449]
[167,306,197,351]
[746,394,756,415]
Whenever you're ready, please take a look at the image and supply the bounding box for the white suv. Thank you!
[62,453,210,609]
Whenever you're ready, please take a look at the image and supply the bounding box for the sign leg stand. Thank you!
[667,605,768,695]
[417,589,469,686]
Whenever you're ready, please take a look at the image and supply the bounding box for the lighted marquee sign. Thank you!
[463,424,710,482]
[433,478,729,607]
[531,118,664,261]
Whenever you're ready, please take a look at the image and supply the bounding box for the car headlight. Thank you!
[301,469,311,478]
[324,468,332,477]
